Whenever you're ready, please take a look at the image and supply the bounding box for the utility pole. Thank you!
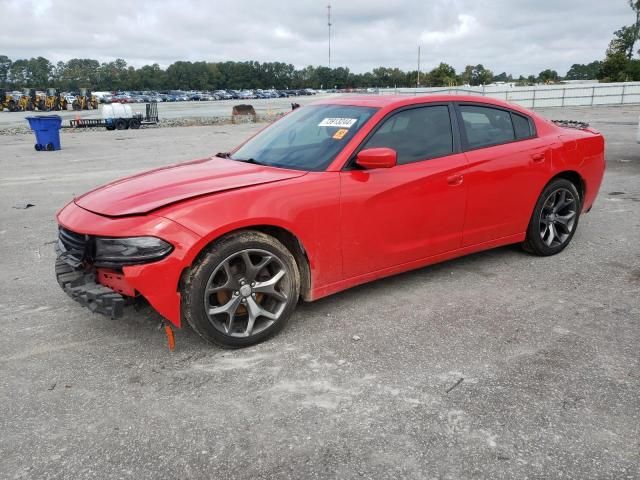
[417,45,421,87]
[327,3,332,69]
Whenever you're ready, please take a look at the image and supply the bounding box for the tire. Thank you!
[128,118,141,129]
[523,178,581,256]
[46,143,54,151]
[34,144,42,151]
[182,230,301,348]
[115,118,127,130]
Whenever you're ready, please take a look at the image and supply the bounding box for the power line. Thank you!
[417,45,421,87]
[327,3,332,69]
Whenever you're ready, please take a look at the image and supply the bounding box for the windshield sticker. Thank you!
[332,128,349,140]
[318,118,358,128]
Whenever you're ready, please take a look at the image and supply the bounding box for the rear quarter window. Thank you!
[511,112,534,139]
[460,105,515,149]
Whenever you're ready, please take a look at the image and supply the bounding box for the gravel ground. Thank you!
[0,105,638,479]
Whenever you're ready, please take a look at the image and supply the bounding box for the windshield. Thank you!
[231,104,378,171]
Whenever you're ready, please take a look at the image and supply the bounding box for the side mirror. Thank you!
[356,147,397,169]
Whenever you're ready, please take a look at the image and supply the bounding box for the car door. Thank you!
[339,104,468,278]
[456,104,553,246]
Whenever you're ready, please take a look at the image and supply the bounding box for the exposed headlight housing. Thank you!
[94,236,173,267]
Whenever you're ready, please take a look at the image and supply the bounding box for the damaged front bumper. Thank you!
[55,201,202,327]
[55,255,126,319]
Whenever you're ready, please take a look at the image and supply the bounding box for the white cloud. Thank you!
[274,26,295,40]
[420,14,478,45]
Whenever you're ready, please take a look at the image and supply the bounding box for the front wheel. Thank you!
[182,231,300,348]
[523,178,581,256]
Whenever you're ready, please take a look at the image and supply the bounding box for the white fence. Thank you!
[376,82,640,108]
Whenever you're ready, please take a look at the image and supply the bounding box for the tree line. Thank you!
[0,54,562,92]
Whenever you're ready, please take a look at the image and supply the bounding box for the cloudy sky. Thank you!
[0,0,634,76]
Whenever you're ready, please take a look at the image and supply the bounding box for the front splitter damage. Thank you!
[55,257,125,319]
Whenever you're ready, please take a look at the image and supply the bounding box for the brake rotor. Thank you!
[216,289,264,315]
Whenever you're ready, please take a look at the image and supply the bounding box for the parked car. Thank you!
[215,90,233,100]
[111,94,133,103]
[55,95,605,348]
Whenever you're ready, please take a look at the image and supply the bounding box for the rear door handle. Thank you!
[531,153,545,162]
[447,174,464,186]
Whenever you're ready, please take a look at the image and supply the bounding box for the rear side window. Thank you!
[460,105,515,149]
[511,112,534,139]
[364,105,453,165]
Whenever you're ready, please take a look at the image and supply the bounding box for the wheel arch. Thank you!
[179,224,312,302]
[551,170,585,203]
[526,170,586,230]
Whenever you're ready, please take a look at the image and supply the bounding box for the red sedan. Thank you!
[56,95,605,347]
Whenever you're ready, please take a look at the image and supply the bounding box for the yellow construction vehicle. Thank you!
[42,89,65,111]
[15,89,37,111]
[72,88,98,110]
[2,88,68,112]
[1,90,25,112]
[16,90,30,111]
[0,90,10,111]
[58,92,68,111]
[35,91,47,111]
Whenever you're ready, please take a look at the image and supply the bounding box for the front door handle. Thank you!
[531,153,545,163]
[447,174,464,186]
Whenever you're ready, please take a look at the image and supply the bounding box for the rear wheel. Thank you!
[182,231,300,348]
[115,118,127,130]
[523,178,581,256]
[128,118,141,129]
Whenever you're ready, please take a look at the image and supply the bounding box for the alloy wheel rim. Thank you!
[539,188,577,248]
[204,249,289,337]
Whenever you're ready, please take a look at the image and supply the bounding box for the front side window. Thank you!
[363,105,454,165]
[460,105,515,149]
[231,104,377,171]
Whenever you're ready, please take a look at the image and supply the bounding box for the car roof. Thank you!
[311,94,527,112]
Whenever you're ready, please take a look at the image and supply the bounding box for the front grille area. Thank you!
[59,227,87,251]
[58,227,91,265]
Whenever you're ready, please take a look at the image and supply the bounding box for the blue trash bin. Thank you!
[26,115,63,151]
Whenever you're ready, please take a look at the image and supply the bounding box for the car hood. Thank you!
[75,157,307,217]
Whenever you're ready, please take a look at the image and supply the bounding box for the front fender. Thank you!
[155,172,343,292]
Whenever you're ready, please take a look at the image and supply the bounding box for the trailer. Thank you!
[68,102,159,130]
